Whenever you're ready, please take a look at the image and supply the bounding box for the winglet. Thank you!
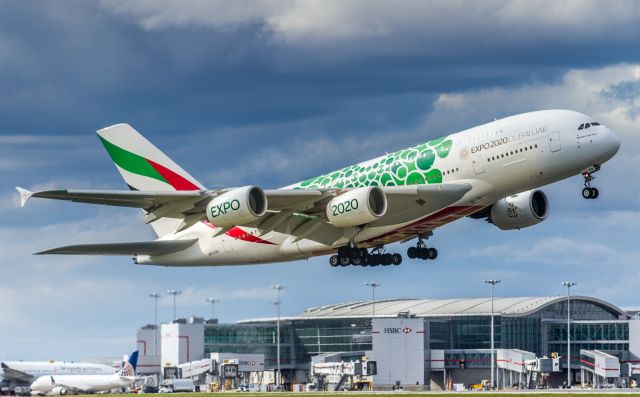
[15,187,33,207]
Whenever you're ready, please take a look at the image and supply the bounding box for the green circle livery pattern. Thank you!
[294,137,453,189]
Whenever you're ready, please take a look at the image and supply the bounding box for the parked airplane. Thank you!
[30,351,137,395]
[17,109,620,267]
[0,361,115,386]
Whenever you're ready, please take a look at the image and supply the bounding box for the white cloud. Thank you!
[99,0,640,49]
[467,237,635,267]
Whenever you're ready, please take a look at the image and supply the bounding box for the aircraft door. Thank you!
[472,153,485,174]
[548,132,561,152]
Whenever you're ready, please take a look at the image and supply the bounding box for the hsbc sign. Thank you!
[383,327,412,334]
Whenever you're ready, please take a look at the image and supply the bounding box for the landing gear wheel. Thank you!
[329,255,339,267]
[370,255,380,266]
[382,253,393,265]
[581,166,601,199]
[392,253,402,265]
[418,248,429,260]
[352,256,363,266]
[407,247,417,259]
[339,256,351,266]
[427,247,438,260]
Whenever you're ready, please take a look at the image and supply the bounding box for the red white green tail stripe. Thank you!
[97,124,203,192]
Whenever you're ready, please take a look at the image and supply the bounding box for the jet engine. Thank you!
[52,387,67,396]
[490,189,549,230]
[326,186,387,227]
[205,186,267,228]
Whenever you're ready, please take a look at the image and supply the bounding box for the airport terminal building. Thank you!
[137,296,640,389]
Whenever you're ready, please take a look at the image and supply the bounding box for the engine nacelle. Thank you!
[206,186,267,228]
[490,189,549,230]
[327,186,387,227]
[52,387,67,396]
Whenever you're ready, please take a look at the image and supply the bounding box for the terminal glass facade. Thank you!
[203,298,629,369]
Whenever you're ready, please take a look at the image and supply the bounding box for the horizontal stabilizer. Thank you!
[15,187,34,207]
[35,239,198,256]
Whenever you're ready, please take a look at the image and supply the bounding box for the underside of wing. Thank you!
[35,239,198,256]
[369,183,472,227]
[255,183,472,246]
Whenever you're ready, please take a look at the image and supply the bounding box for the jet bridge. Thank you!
[580,350,620,388]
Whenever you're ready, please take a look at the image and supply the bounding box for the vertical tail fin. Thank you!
[119,350,138,377]
[97,124,204,192]
[97,124,204,237]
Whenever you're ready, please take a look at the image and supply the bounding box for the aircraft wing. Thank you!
[0,362,34,383]
[16,187,327,233]
[18,183,471,247]
[16,187,209,209]
[260,183,472,245]
[50,378,87,394]
[35,239,199,255]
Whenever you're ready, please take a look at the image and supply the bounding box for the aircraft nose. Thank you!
[604,127,621,157]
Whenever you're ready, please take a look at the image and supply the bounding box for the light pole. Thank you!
[166,290,182,321]
[272,284,285,389]
[364,282,381,323]
[206,297,220,320]
[484,279,501,390]
[149,293,161,355]
[562,281,577,388]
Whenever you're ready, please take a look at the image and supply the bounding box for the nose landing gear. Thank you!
[407,233,438,261]
[581,165,600,199]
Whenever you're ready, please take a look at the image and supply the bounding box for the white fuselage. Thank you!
[1,361,115,380]
[136,110,620,266]
[30,374,133,395]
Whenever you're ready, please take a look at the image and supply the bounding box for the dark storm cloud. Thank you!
[1,0,639,139]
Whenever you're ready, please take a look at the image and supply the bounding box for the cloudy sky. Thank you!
[1,0,639,360]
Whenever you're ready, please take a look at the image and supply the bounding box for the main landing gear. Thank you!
[581,165,600,199]
[407,233,438,260]
[329,245,402,267]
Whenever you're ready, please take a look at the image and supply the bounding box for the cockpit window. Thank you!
[578,123,584,130]
[591,122,600,126]
[585,123,591,129]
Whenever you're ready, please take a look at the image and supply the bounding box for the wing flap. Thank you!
[35,239,198,256]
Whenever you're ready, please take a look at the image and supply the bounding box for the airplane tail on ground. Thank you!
[118,350,138,377]
[97,124,205,236]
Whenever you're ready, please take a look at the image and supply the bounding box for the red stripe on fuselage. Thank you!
[146,159,200,191]
[202,220,275,245]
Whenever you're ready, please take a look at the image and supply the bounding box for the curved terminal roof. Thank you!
[298,296,625,318]
[237,296,625,323]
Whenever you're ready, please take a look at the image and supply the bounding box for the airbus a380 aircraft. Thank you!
[17,110,620,267]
